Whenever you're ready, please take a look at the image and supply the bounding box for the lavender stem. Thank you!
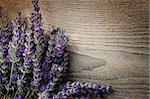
[7,62,14,91]
[13,89,18,99]
[24,90,30,99]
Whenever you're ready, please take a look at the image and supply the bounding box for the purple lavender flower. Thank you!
[22,19,34,73]
[0,16,12,93]
[39,27,69,98]
[53,82,112,98]
[16,95,23,99]
[12,74,15,81]
[7,12,25,96]
[15,18,35,97]
[30,0,45,90]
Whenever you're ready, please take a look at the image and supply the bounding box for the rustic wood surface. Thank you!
[0,0,149,99]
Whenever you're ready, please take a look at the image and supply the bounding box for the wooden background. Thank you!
[0,0,149,99]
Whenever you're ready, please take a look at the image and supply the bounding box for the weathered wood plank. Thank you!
[0,0,149,98]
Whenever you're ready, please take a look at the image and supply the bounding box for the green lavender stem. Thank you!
[13,89,18,99]
[24,91,30,99]
[7,62,15,91]
[5,62,14,98]
[28,90,35,99]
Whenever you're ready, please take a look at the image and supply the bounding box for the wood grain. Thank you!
[0,0,149,98]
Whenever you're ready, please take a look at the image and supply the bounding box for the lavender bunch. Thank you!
[0,0,112,98]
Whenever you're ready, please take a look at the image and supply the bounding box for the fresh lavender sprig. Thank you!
[53,82,112,98]
[39,27,69,98]
[7,12,24,93]
[0,16,12,94]
[22,18,34,77]
[30,0,45,90]
[49,27,69,79]
[15,18,34,98]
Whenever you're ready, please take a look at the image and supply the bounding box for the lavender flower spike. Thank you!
[0,16,12,94]
[7,12,23,92]
[53,82,112,98]
[30,0,45,90]
[15,18,34,98]
[39,27,69,98]
[22,18,34,75]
